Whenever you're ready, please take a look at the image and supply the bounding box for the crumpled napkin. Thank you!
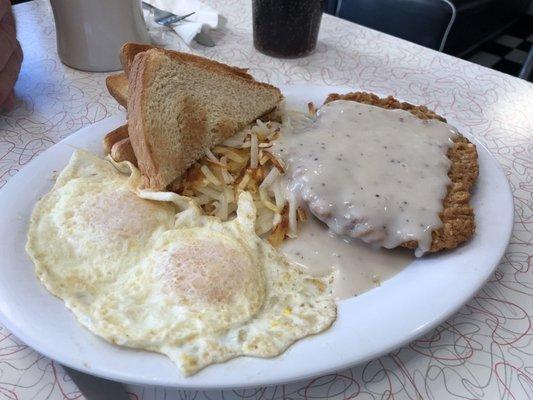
[143,0,220,46]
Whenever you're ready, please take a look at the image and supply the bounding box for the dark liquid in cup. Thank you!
[252,0,325,58]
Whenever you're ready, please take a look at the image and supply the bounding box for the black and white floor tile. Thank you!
[467,13,532,79]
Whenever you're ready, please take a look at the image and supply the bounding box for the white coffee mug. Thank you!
[50,0,151,72]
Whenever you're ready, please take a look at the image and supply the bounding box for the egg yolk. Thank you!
[156,240,265,315]
[76,190,171,240]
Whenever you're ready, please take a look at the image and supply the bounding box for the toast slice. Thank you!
[324,92,478,253]
[105,73,128,107]
[128,48,283,190]
[103,124,129,153]
[109,43,251,109]
[120,43,158,76]
[120,42,250,78]
[111,137,137,166]
[104,45,159,107]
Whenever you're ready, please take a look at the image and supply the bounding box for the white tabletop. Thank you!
[2,0,532,399]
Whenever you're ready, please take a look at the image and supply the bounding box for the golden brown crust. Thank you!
[105,73,128,107]
[154,48,280,94]
[120,43,255,81]
[325,92,446,122]
[110,137,138,166]
[324,92,478,253]
[115,43,265,109]
[103,124,129,154]
[127,50,160,187]
[120,43,159,76]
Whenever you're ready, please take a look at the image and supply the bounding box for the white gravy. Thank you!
[276,100,458,256]
[281,216,414,299]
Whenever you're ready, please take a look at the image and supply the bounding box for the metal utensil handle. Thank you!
[159,11,195,26]
[63,366,130,400]
[141,1,155,10]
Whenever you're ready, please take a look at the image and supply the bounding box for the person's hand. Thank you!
[0,0,22,111]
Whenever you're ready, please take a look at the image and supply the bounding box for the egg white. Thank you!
[27,150,178,311]
[27,150,336,376]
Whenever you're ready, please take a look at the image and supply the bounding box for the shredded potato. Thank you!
[174,119,304,244]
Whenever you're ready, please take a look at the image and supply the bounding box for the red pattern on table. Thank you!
[1,0,531,398]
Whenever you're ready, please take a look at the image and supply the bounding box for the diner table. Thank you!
[2,0,532,399]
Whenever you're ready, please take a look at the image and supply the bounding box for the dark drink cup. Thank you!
[252,0,325,58]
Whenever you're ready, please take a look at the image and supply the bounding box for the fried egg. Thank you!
[27,150,178,308]
[27,150,336,375]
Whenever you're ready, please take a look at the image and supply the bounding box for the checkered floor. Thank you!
[467,13,532,79]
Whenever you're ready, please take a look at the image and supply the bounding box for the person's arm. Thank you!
[0,0,23,111]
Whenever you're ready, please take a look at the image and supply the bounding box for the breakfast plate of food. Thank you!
[0,45,513,388]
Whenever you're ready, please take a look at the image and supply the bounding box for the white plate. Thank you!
[0,85,513,389]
